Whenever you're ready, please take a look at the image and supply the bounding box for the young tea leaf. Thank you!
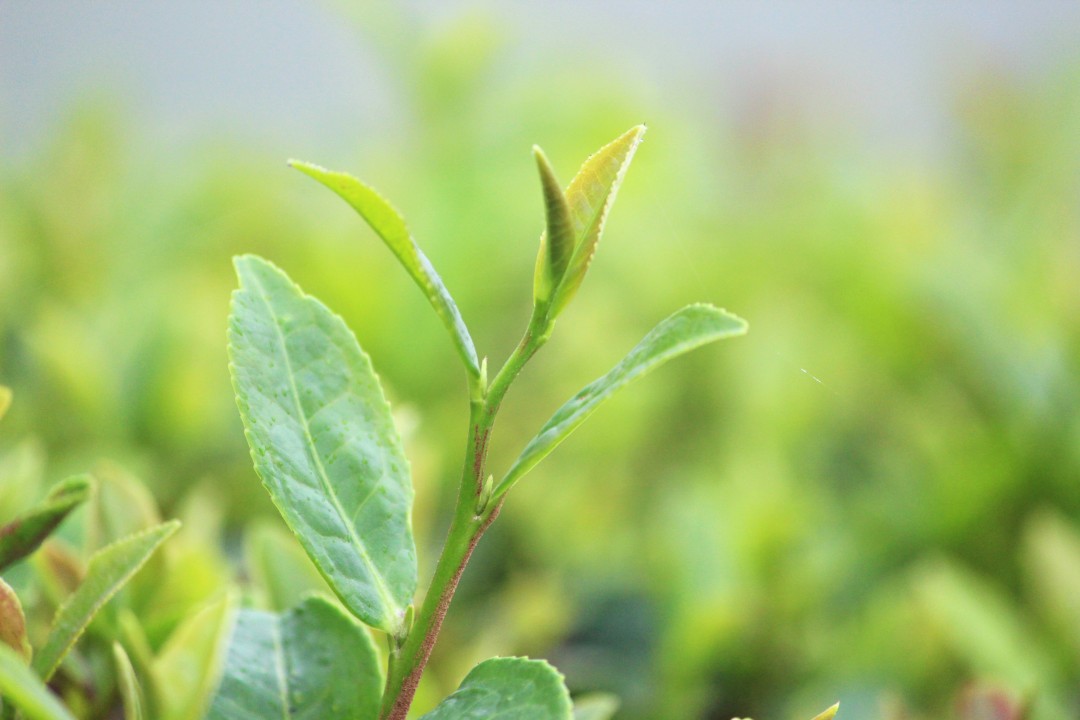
[498,305,747,496]
[573,694,620,720]
[0,387,10,422]
[419,657,572,720]
[533,147,575,306]
[546,126,646,320]
[244,522,329,612]
[0,578,31,662]
[0,645,75,720]
[113,643,146,720]
[151,593,235,720]
[288,160,481,378]
[810,704,840,720]
[32,521,179,682]
[206,595,383,720]
[0,475,93,572]
[228,255,417,633]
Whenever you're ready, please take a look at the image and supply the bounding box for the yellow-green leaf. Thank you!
[573,693,620,720]
[289,160,480,378]
[811,703,840,720]
[33,521,179,681]
[547,126,646,319]
[151,593,235,720]
[533,146,575,306]
[0,387,10,422]
[113,643,146,720]
[0,645,74,720]
[498,305,747,497]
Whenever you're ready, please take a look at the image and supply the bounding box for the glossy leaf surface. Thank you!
[499,305,747,495]
[206,595,382,720]
[33,521,178,681]
[0,645,74,720]
[419,657,572,720]
[229,255,417,632]
[0,578,30,662]
[113,643,145,720]
[289,161,480,378]
[0,475,92,572]
[547,126,646,319]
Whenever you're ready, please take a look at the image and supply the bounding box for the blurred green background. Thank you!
[2,2,1080,719]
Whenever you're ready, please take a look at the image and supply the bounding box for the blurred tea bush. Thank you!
[2,6,1079,720]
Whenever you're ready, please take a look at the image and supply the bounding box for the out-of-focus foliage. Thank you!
[1,4,1079,719]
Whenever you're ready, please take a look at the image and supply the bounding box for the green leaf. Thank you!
[0,645,75,720]
[0,387,10,422]
[0,475,93,572]
[32,521,179,682]
[533,147,575,306]
[0,578,30,662]
[547,126,646,319]
[288,160,481,378]
[573,694,620,720]
[151,593,235,720]
[419,657,572,720]
[206,595,383,720]
[811,704,840,720]
[228,255,417,633]
[498,305,747,496]
[113,643,146,720]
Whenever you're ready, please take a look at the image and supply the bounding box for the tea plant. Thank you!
[218,126,834,720]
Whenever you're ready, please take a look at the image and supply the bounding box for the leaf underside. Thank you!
[205,596,383,720]
[499,304,747,495]
[0,645,75,720]
[288,160,480,378]
[228,255,416,633]
[32,521,179,682]
[0,475,93,572]
[419,657,573,720]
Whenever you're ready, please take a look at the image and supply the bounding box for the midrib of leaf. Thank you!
[270,619,290,720]
[247,270,398,627]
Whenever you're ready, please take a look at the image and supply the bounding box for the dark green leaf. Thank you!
[289,160,480,378]
[0,578,30,662]
[548,126,646,319]
[498,305,747,496]
[533,147,575,306]
[33,521,179,681]
[206,595,383,720]
[228,255,416,633]
[0,645,74,720]
[0,476,93,572]
[419,657,572,720]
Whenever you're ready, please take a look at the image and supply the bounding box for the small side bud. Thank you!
[394,604,415,648]
[475,474,494,515]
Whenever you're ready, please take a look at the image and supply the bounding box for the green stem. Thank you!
[378,312,550,720]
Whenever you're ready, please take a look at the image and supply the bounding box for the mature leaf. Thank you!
[33,521,179,681]
[0,578,30,662]
[206,595,383,720]
[533,147,575,306]
[0,476,93,572]
[151,594,235,720]
[498,305,747,496]
[289,160,480,378]
[419,657,572,720]
[113,643,146,720]
[229,255,417,632]
[547,126,646,319]
[0,645,75,720]
[811,704,840,720]
[0,387,10,422]
[573,694,620,720]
